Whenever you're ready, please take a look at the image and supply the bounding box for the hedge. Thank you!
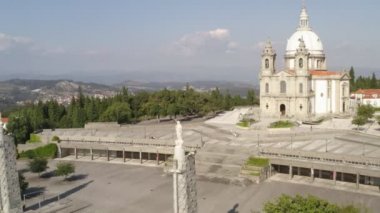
[19,143,57,159]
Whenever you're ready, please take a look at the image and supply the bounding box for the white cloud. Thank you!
[171,28,238,56]
[0,33,32,51]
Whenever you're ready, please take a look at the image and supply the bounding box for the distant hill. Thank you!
[0,79,258,111]
[0,79,116,110]
[115,80,257,96]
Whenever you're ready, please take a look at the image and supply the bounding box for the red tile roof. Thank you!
[309,70,341,76]
[352,89,380,99]
[1,117,8,123]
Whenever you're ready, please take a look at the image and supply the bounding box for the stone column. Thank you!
[139,151,142,164]
[75,147,78,159]
[268,164,272,177]
[297,167,300,176]
[333,170,336,185]
[58,145,62,158]
[172,121,198,213]
[148,153,151,161]
[0,114,23,213]
[107,149,109,161]
[289,165,293,179]
[310,168,314,182]
[356,173,360,189]
[90,148,93,160]
[123,149,125,162]
[318,169,322,178]
[156,151,159,165]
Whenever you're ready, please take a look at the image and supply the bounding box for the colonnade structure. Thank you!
[260,147,380,189]
[57,135,200,166]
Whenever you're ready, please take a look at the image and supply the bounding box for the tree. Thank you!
[101,102,132,124]
[349,66,355,92]
[28,158,48,177]
[55,162,75,180]
[370,73,378,89]
[357,104,375,119]
[246,89,258,105]
[18,172,28,195]
[263,194,360,213]
[352,116,368,130]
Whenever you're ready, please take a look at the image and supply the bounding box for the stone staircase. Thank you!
[193,124,255,185]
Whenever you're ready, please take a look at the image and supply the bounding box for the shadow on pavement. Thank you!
[25,180,94,211]
[227,203,239,213]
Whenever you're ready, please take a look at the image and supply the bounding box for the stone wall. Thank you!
[0,136,22,213]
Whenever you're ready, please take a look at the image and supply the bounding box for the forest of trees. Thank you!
[349,66,380,92]
[7,86,258,144]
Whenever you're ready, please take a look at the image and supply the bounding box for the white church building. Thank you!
[259,6,350,120]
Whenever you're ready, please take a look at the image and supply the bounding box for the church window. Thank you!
[299,58,303,68]
[265,59,269,69]
[265,83,269,93]
[280,81,286,93]
[342,83,347,97]
[299,83,303,94]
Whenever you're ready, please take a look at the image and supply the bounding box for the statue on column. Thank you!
[172,120,197,213]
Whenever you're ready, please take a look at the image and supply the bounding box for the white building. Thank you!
[259,5,350,120]
[350,89,380,108]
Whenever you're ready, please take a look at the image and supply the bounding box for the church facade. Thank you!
[259,6,350,120]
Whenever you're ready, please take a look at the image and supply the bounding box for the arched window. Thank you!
[280,81,286,93]
[265,59,269,69]
[299,58,303,68]
[265,83,269,93]
[299,83,303,94]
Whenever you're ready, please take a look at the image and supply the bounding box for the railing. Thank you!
[259,147,380,169]
[59,137,200,151]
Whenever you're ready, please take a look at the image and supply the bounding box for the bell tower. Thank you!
[295,38,309,76]
[260,41,276,76]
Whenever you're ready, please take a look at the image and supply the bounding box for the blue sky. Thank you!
[0,0,379,83]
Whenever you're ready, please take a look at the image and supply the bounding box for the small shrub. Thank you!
[263,194,362,213]
[29,158,48,177]
[51,136,60,142]
[269,120,294,128]
[55,162,75,180]
[237,118,255,127]
[19,144,57,159]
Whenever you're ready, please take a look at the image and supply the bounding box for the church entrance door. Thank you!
[280,104,286,116]
[342,102,346,113]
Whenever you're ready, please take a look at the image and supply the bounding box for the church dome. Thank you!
[286,30,323,55]
[285,7,324,56]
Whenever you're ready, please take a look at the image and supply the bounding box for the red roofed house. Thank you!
[350,89,380,108]
[1,117,8,130]
[259,6,350,120]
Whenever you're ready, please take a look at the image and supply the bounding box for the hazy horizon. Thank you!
[0,0,379,84]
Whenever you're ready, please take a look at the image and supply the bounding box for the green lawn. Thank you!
[19,143,57,159]
[28,134,41,143]
[269,120,294,128]
[246,157,269,167]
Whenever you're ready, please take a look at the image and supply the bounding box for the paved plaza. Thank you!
[22,161,380,213]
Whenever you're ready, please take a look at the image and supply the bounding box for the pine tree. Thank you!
[349,66,355,92]
[370,73,378,89]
